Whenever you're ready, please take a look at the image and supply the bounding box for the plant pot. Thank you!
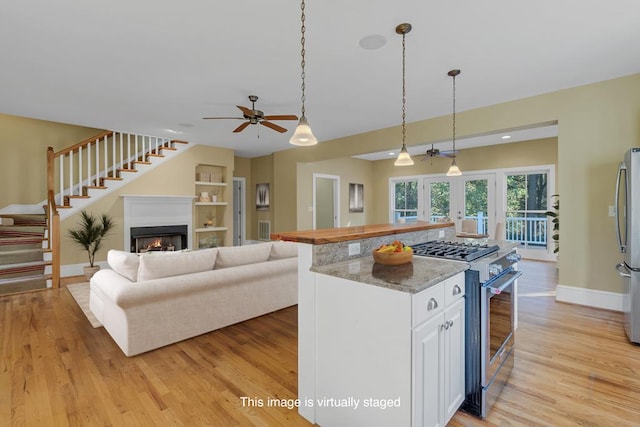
[83,265,100,280]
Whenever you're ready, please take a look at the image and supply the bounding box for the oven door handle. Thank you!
[487,270,523,295]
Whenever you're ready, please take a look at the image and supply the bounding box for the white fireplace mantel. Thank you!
[122,195,195,251]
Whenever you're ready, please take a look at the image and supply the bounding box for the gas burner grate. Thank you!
[411,240,499,262]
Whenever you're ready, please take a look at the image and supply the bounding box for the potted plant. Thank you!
[545,194,559,254]
[68,210,115,279]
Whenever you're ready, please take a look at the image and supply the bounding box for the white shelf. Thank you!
[195,227,228,233]
[195,181,227,187]
[194,202,228,206]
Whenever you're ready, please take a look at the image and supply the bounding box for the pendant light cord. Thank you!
[452,72,456,162]
[401,31,407,147]
[299,0,307,119]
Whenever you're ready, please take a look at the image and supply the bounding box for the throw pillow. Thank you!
[137,248,218,281]
[107,250,140,282]
[215,242,272,269]
[269,241,298,260]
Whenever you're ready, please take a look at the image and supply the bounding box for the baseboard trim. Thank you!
[61,261,108,278]
[556,285,623,312]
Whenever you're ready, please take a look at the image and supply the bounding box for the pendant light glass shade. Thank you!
[446,162,462,176]
[394,23,413,166]
[394,143,414,166]
[290,116,317,146]
[290,0,317,146]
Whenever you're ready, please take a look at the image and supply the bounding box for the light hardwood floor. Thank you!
[1,261,639,426]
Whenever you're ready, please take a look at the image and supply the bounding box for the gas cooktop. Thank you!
[411,240,499,262]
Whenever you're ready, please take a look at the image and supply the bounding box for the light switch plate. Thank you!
[439,230,445,238]
[348,242,361,256]
[609,205,616,217]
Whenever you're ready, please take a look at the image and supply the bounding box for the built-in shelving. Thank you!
[194,164,227,249]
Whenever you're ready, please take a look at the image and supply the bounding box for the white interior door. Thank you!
[313,174,340,229]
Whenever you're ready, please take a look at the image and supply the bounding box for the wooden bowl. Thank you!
[372,248,413,265]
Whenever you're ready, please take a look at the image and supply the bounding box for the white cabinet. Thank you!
[314,270,465,427]
[412,273,465,427]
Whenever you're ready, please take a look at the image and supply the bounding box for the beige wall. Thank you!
[296,157,374,230]
[369,137,558,224]
[249,154,274,240]
[272,73,640,295]
[0,113,103,207]
[61,144,234,265]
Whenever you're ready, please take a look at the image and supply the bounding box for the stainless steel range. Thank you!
[412,240,522,419]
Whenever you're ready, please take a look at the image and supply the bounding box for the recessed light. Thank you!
[389,152,396,156]
[166,129,182,134]
[501,135,511,139]
[359,34,387,50]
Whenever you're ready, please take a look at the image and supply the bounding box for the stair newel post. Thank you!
[46,146,60,288]
[59,155,64,206]
[78,145,83,196]
[119,132,123,171]
[87,140,91,190]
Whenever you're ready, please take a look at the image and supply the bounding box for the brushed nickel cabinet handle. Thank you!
[452,284,462,295]
[427,298,439,311]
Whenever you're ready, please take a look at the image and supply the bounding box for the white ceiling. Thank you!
[1,1,639,158]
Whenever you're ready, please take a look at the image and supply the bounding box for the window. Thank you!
[505,172,548,249]
[393,179,418,223]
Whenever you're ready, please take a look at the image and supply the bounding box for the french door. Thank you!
[424,174,496,235]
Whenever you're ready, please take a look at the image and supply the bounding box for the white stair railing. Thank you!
[52,130,173,207]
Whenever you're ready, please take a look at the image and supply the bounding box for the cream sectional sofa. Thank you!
[89,241,298,356]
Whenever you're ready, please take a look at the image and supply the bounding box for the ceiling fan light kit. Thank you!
[446,68,463,177]
[290,0,317,147]
[394,23,414,167]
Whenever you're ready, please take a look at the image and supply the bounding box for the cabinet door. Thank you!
[443,297,465,424]
[412,313,444,427]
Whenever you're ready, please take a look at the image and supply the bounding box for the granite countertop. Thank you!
[271,221,454,245]
[311,255,469,294]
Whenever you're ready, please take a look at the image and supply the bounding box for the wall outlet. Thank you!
[438,230,445,238]
[348,242,361,256]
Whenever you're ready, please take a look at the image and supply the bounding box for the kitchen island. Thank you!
[273,221,470,426]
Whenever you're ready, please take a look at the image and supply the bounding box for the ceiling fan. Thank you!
[203,95,298,134]
[422,144,458,160]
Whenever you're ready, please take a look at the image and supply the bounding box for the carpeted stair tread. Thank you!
[0,261,48,279]
[0,248,45,264]
[0,237,43,251]
[0,275,47,293]
[0,214,47,226]
[0,225,46,237]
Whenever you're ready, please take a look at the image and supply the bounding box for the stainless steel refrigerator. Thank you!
[615,148,640,344]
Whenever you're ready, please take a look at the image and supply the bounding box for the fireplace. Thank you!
[130,225,188,253]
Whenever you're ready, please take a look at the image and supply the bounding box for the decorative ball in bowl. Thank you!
[372,241,413,265]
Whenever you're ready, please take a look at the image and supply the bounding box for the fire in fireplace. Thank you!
[130,225,188,253]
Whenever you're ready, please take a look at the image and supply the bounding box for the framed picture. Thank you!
[256,183,270,211]
[349,183,364,212]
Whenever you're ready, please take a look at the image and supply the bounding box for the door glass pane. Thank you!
[393,180,418,223]
[505,173,548,249]
[464,179,488,234]
[430,181,450,222]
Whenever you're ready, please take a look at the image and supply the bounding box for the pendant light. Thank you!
[394,23,414,166]
[446,69,462,176]
[290,0,317,146]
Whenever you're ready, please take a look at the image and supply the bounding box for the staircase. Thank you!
[0,214,50,293]
[0,130,190,295]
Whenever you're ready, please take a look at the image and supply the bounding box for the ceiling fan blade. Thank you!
[237,105,254,117]
[233,122,251,133]
[260,121,287,133]
[203,117,245,120]
[263,114,299,121]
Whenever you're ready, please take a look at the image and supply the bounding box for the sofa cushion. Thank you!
[269,241,298,260]
[215,242,272,269]
[107,250,140,282]
[137,248,218,281]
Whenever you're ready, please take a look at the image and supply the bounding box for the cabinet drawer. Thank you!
[412,282,445,327]
[444,272,465,307]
